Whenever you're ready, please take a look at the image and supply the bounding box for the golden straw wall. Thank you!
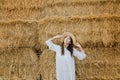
[0,0,120,80]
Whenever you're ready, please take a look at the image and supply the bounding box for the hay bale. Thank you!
[0,8,42,21]
[2,0,115,9]
[39,47,120,80]
[40,0,120,18]
[0,0,42,9]
[40,0,113,7]
[0,0,42,21]
[38,16,120,49]
[75,47,120,79]
[0,21,37,48]
[39,49,56,80]
[1,0,120,21]
[0,47,39,80]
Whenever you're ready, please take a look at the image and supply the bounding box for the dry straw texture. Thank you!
[40,0,120,18]
[0,21,38,48]
[0,0,120,80]
[0,0,120,20]
[0,47,39,80]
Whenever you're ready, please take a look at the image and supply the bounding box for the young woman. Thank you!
[45,32,86,80]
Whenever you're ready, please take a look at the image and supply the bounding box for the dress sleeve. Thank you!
[45,39,59,52]
[73,48,86,60]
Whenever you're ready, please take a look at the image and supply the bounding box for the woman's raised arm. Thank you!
[45,35,63,52]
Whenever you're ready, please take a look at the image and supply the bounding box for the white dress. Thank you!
[45,39,86,80]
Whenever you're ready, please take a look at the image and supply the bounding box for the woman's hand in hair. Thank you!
[75,43,84,51]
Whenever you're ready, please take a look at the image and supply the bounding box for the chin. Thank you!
[67,42,70,44]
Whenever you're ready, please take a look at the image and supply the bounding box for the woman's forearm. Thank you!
[75,43,84,51]
[78,46,84,51]
[48,35,63,41]
[48,36,56,41]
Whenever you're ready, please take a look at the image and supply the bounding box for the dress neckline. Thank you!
[64,47,67,49]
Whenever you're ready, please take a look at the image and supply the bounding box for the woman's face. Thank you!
[63,36,71,44]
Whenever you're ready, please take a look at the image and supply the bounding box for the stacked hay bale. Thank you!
[0,21,41,79]
[0,48,38,80]
[0,0,120,80]
[0,0,42,79]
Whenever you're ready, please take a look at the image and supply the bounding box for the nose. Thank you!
[66,38,70,41]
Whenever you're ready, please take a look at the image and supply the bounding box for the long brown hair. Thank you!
[61,36,74,57]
